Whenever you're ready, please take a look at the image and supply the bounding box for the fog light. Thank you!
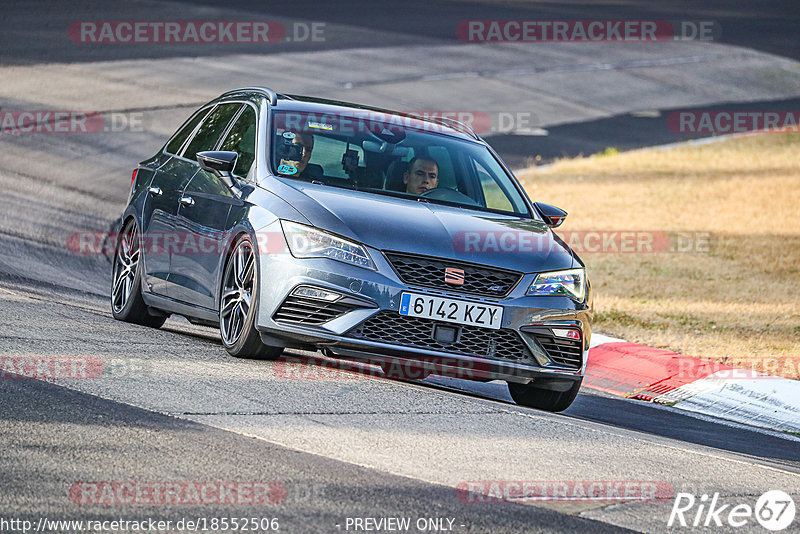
[552,328,581,340]
[291,286,342,302]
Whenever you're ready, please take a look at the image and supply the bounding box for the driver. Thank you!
[403,156,439,194]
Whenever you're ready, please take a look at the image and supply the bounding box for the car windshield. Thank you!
[269,110,531,217]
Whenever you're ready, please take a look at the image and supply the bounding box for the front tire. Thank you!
[111,219,167,328]
[507,378,582,412]
[219,234,283,360]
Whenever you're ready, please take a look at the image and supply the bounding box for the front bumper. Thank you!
[256,233,592,385]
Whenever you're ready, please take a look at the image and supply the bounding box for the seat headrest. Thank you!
[384,160,409,192]
[303,163,324,180]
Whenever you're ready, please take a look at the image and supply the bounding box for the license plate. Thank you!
[398,292,503,330]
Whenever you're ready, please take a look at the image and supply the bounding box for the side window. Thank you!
[219,105,257,177]
[470,156,527,214]
[182,103,242,163]
[474,160,513,212]
[165,107,211,155]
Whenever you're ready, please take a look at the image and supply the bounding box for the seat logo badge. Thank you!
[444,267,465,286]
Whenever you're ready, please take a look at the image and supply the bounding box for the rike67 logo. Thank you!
[669,490,796,531]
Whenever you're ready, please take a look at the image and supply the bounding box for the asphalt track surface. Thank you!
[1,2,799,533]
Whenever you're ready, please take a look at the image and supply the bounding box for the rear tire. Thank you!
[507,378,582,412]
[219,234,283,360]
[111,219,167,328]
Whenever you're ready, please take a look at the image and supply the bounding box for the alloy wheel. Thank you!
[112,222,140,314]
[220,239,255,346]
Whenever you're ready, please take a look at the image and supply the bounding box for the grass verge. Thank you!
[517,133,800,379]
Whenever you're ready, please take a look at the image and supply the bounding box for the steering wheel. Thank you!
[420,187,480,206]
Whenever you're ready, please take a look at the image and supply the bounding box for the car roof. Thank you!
[214,87,482,143]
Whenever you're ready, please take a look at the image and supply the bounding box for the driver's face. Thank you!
[404,160,439,194]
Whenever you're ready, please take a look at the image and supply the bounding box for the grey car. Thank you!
[112,87,592,412]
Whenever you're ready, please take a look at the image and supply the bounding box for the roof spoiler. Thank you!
[220,86,280,106]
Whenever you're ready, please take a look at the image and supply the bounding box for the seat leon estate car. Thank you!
[112,87,592,412]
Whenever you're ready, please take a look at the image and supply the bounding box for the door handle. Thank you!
[179,195,195,207]
[148,186,162,196]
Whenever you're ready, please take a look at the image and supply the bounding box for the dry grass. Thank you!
[516,133,800,379]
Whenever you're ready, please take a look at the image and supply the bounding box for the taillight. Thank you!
[131,168,138,187]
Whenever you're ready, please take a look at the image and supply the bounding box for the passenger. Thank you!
[403,156,439,194]
[279,133,315,177]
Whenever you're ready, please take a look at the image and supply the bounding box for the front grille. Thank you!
[383,251,522,298]
[273,295,355,325]
[348,310,534,363]
[531,334,583,369]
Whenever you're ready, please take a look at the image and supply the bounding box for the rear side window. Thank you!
[165,107,211,155]
[219,105,257,177]
[183,103,242,162]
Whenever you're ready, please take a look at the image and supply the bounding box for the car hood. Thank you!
[277,181,576,274]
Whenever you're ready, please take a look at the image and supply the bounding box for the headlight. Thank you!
[527,268,585,301]
[280,220,376,270]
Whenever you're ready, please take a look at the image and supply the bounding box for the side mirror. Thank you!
[197,151,238,189]
[534,202,567,228]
